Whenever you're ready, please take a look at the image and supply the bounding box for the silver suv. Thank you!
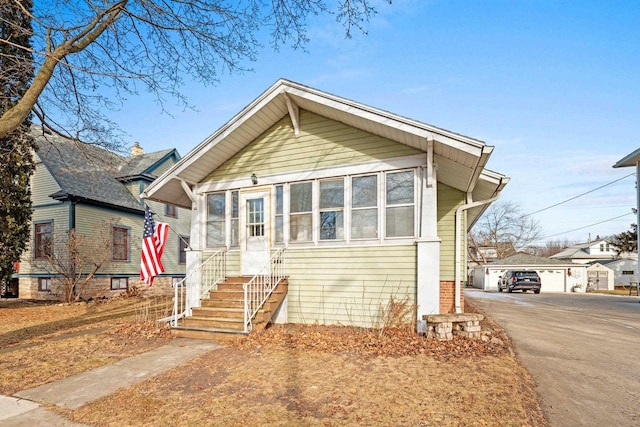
[498,270,541,294]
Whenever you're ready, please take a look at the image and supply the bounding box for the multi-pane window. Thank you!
[319,179,344,240]
[231,191,239,246]
[112,226,129,261]
[34,221,53,259]
[290,182,313,242]
[247,198,265,237]
[165,204,178,218]
[38,277,52,292]
[111,277,128,290]
[179,236,190,264]
[275,185,284,243]
[207,193,226,247]
[385,170,415,238]
[351,175,378,239]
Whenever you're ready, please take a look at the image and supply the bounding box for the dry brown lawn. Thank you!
[0,297,547,426]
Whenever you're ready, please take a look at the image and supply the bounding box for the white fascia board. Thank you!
[614,147,640,168]
[283,84,487,157]
[144,81,288,199]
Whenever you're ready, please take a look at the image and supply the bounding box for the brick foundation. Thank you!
[18,276,174,301]
[439,281,464,314]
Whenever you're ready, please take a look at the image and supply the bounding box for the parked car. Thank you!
[498,270,541,294]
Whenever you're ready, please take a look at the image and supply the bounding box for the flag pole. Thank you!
[144,203,193,250]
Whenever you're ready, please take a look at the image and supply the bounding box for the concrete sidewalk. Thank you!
[0,338,221,426]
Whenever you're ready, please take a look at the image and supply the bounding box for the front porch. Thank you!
[170,248,288,338]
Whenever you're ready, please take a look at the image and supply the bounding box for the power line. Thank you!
[523,172,635,217]
[536,211,634,241]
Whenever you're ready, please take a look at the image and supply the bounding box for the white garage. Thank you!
[471,253,588,293]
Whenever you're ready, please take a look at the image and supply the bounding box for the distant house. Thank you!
[550,239,636,288]
[550,239,620,264]
[142,79,509,333]
[17,127,190,300]
[471,253,587,293]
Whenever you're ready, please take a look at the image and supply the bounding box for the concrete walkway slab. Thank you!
[0,338,221,425]
[16,338,220,409]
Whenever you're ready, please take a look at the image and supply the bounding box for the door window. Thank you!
[247,198,265,237]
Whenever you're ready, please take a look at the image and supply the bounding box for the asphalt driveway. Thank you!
[467,289,640,427]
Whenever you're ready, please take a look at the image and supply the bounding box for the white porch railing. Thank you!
[171,249,226,327]
[243,248,286,333]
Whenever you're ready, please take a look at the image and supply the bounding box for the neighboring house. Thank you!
[549,239,621,264]
[18,127,190,300]
[141,79,509,332]
[589,258,636,288]
[471,253,587,293]
[467,241,515,284]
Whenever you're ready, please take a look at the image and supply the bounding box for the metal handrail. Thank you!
[171,249,226,327]
[243,248,286,333]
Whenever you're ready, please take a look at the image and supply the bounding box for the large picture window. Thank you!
[385,170,415,238]
[112,226,130,261]
[34,221,53,259]
[319,179,344,240]
[351,175,378,239]
[290,182,312,242]
[207,192,226,247]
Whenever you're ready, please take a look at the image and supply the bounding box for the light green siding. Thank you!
[123,181,142,200]
[283,245,416,328]
[151,157,176,177]
[206,110,421,182]
[437,183,466,281]
[31,158,62,207]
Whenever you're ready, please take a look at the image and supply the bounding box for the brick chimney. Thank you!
[131,142,143,156]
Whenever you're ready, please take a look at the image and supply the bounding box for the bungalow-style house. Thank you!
[17,127,190,300]
[142,79,509,333]
[471,253,588,293]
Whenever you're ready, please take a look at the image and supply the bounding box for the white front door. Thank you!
[240,189,271,275]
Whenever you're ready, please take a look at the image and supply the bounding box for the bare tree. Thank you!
[527,239,573,258]
[0,0,389,148]
[469,200,542,260]
[37,224,113,303]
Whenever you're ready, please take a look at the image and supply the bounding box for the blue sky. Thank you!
[109,0,639,244]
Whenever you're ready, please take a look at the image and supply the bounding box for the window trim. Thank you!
[111,225,131,262]
[179,235,190,264]
[384,169,416,239]
[38,277,52,292]
[34,220,53,260]
[165,204,178,218]
[110,277,128,290]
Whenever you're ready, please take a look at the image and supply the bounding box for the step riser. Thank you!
[181,318,245,330]
[201,300,244,308]
[191,309,244,319]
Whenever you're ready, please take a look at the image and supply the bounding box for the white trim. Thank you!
[195,154,426,193]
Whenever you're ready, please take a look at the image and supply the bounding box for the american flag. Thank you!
[140,206,169,286]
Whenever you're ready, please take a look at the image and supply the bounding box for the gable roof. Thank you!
[116,148,178,181]
[142,79,509,223]
[32,127,178,213]
[488,253,571,266]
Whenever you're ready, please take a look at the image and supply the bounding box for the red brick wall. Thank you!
[440,281,464,314]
